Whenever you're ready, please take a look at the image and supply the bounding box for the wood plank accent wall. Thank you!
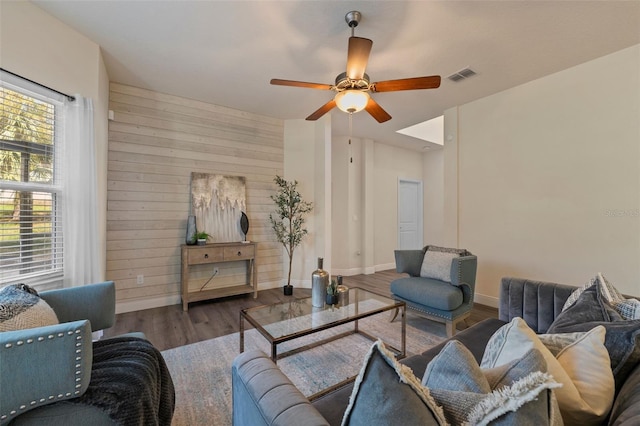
[107,83,284,308]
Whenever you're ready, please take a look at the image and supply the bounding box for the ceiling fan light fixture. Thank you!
[334,90,370,114]
[271,10,440,123]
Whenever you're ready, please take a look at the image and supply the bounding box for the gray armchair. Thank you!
[390,247,477,337]
[0,281,173,425]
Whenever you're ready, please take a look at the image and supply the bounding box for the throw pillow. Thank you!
[548,285,640,390]
[563,272,639,320]
[603,273,640,319]
[341,340,447,426]
[423,340,562,425]
[0,283,58,331]
[420,250,458,282]
[425,245,471,256]
[481,317,615,425]
[561,280,593,312]
[615,298,640,320]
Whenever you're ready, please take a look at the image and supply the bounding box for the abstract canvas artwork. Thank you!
[190,173,246,243]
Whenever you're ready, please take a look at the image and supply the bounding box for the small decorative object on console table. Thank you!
[196,231,209,245]
[186,215,197,245]
[311,257,329,308]
[240,211,250,242]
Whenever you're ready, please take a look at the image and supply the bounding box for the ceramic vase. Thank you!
[186,215,197,245]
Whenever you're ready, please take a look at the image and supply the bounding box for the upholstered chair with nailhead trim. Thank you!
[390,246,477,337]
[0,281,171,425]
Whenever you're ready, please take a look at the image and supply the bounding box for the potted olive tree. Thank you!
[269,175,313,295]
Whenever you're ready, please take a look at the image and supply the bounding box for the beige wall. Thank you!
[108,83,284,312]
[331,136,351,271]
[423,149,445,245]
[445,44,640,304]
[0,2,102,99]
[332,138,424,275]
[283,118,331,287]
[0,0,110,280]
[331,135,366,274]
[373,143,424,266]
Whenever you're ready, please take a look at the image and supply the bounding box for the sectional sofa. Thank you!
[232,277,640,425]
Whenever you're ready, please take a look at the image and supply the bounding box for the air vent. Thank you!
[447,67,477,82]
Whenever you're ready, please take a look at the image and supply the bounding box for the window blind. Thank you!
[0,81,64,284]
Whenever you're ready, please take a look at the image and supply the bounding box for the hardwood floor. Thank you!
[103,270,498,351]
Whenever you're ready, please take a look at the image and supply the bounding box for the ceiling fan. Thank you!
[270,11,441,123]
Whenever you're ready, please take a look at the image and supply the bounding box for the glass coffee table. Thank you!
[239,287,406,363]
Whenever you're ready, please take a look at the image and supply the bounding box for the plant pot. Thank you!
[283,284,293,296]
[197,239,207,246]
[326,294,338,306]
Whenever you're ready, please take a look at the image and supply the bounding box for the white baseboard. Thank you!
[116,294,181,314]
[376,263,396,272]
[331,263,395,276]
[114,262,425,314]
[331,267,364,276]
[474,292,499,308]
[116,280,316,313]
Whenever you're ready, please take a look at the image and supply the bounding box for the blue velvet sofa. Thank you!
[0,281,174,425]
[231,277,640,425]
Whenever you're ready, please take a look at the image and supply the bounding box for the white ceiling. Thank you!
[34,1,640,152]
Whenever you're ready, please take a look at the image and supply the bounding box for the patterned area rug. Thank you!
[162,313,446,425]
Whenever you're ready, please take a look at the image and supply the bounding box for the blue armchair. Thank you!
[390,247,477,337]
[0,281,173,425]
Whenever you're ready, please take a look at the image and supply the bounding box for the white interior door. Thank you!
[398,179,423,249]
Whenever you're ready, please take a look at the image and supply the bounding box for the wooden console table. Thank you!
[181,242,257,311]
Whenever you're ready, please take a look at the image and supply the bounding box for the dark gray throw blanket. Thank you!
[70,336,175,426]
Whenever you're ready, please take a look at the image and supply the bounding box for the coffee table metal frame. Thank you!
[239,287,406,364]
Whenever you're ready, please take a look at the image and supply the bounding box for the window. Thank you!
[0,80,64,285]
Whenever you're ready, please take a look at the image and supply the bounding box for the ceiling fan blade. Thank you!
[346,37,373,80]
[306,99,337,121]
[270,79,333,90]
[364,97,392,123]
[372,76,441,92]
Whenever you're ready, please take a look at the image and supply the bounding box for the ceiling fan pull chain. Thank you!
[349,112,353,163]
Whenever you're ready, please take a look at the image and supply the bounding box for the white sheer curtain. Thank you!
[62,95,100,287]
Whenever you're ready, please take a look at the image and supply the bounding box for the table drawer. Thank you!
[188,247,224,265]
[224,245,255,261]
